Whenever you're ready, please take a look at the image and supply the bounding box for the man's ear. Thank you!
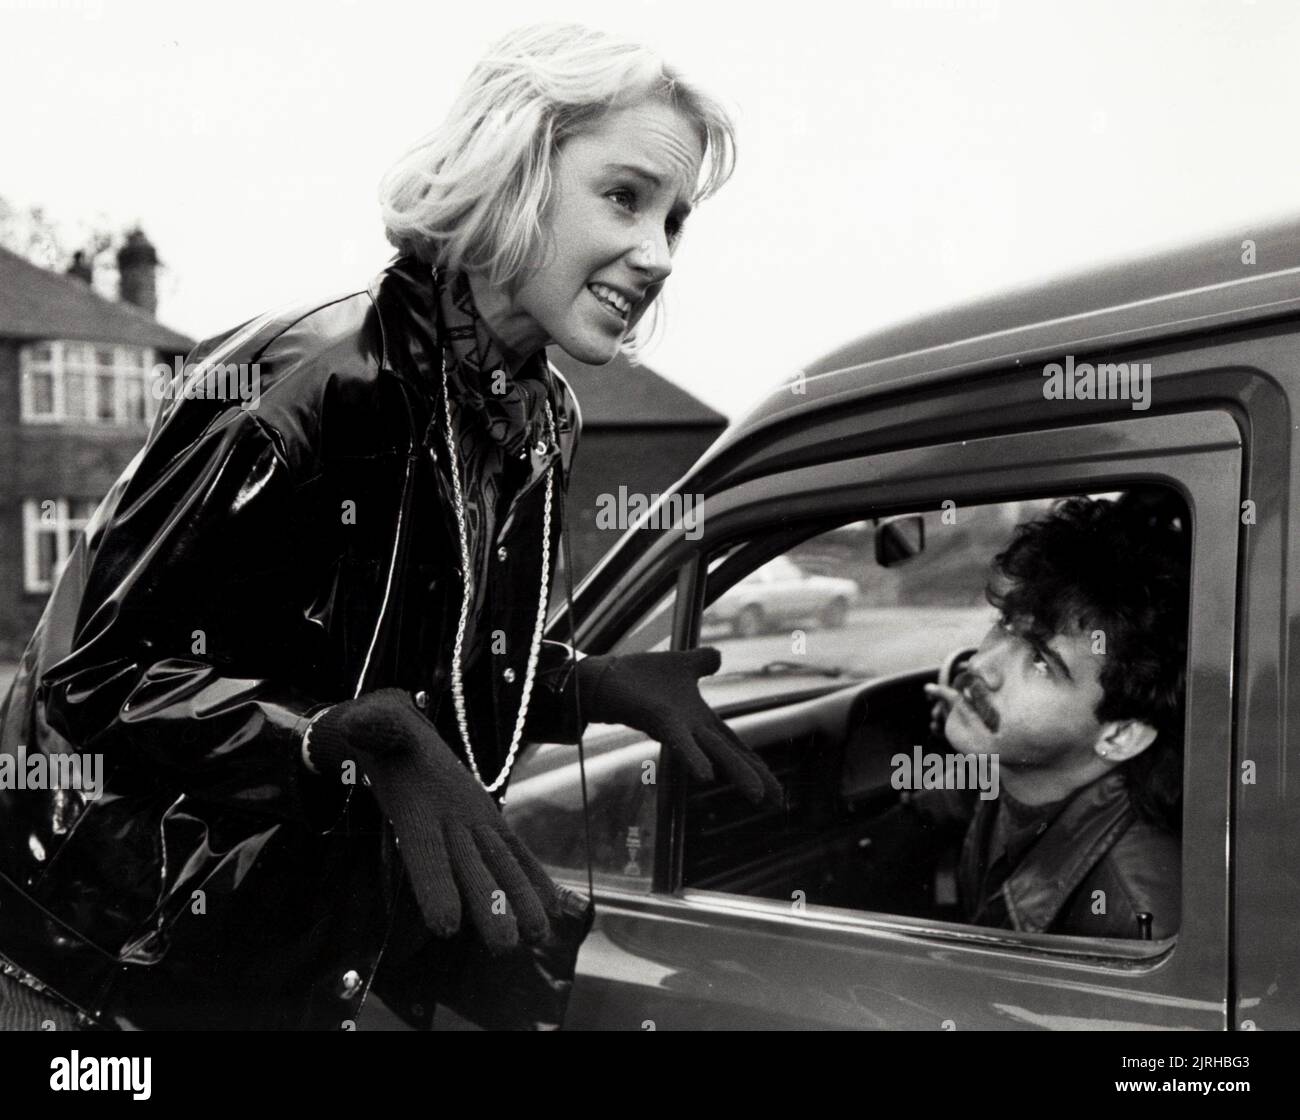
[1094,719,1158,763]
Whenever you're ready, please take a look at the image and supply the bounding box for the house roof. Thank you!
[547,347,727,427]
[0,245,193,352]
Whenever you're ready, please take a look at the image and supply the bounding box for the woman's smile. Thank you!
[587,282,632,324]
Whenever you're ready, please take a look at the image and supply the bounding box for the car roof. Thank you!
[714,212,1300,457]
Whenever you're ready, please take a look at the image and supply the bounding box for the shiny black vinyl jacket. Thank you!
[0,254,587,1029]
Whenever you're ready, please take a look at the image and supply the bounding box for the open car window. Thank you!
[684,486,1189,950]
[698,498,1061,708]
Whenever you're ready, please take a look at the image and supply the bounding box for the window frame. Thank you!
[644,409,1239,1020]
[19,340,157,426]
[23,497,97,594]
[684,488,1181,906]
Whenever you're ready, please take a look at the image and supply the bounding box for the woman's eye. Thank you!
[1031,652,1051,677]
[608,187,637,211]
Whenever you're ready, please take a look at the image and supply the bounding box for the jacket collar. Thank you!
[430,263,551,460]
[998,770,1137,933]
[366,254,578,490]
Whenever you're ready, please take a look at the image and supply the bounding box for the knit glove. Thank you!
[577,648,784,808]
[306,687,562,953]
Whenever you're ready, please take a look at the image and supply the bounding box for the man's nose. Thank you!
[968,645,1004,690]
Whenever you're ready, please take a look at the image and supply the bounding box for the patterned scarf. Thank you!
[431,264,549,459]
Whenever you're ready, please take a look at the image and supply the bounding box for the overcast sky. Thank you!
[4,0,1299,419]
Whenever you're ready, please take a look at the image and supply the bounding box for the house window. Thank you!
[23,498,99,594]
[20,341,159,425]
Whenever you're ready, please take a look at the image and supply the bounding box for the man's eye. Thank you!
[1031,652,1051,677]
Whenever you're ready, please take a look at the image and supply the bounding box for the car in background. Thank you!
[703,554,859,636]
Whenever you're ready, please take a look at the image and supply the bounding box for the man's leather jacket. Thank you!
[0,254,588,1029]
[957,770,1181,940]
[862,769,1180,941]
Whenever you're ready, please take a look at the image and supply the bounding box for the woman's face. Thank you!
[470,97,705,366]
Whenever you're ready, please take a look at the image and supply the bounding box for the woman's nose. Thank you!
[629,231,673,283]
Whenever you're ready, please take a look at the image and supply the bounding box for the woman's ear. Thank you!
[1094,719,1158,763]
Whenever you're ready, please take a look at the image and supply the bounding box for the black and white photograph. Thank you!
[0,0,1297,1067]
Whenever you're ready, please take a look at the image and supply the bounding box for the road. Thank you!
[697,604,992,706]
[701,604,991,673]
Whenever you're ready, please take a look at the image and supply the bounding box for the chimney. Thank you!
[117,227,159,316]
[66,250,94,285]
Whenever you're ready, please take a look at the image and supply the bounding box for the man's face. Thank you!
[509,97,704,364]
[944,614,1109,769]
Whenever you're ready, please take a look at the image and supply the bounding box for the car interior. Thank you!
[683,655,970,920]
[676,484,1190,939]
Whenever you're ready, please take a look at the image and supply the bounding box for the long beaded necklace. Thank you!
[438,346,555,794]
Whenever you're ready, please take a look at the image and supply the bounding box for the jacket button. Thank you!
[414,690,429,710]
[497,546,507,562]
[338,970,363,998]
[503,667,516,683]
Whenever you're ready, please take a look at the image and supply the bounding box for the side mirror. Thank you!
[875,514,925,568]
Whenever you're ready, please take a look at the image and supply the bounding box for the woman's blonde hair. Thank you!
[378,21,736,358]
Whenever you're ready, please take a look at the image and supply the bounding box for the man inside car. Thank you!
[911,492,1188,940]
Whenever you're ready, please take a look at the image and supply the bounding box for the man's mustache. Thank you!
[953,670,1000,732]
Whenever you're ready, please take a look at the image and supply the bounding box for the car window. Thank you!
[684,486,1190,947]
[759,555,801,582]
[698,499,1058,709]
[503,582,673,893]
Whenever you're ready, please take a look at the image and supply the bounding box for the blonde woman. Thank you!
[0,22,780,1031]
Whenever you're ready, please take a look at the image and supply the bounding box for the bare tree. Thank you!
[0,195,118,278]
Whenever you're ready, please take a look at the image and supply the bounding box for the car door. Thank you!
[507,406,1239,1030]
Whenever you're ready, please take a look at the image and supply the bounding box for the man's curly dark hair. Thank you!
[985,490,1190,833]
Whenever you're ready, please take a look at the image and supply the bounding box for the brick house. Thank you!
[547,349,728,582]
[0,232,192,659]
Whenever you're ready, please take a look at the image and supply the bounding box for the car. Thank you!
[702,553,860,637]
[401,216,1299,1031]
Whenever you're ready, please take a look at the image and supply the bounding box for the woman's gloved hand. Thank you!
[305,687,562,953]
[576,647,784,808]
